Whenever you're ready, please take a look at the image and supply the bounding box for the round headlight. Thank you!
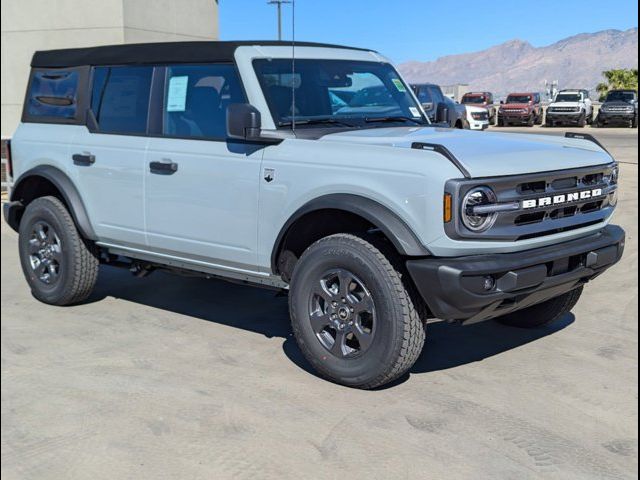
[461,186,498,232]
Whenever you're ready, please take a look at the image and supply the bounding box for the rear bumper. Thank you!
[406,225,625,324]
[3,200,23,232]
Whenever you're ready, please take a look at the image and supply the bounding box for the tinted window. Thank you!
[27,70,79,119]
[254,59,424,127]
[163,64,245,139]
[91,66,153,134]
[417,87,433,103]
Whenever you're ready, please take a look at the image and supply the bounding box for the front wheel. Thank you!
[577,113,586,127]
[18,196,99,305]
[496,287,583,329]
[289,234,425,389]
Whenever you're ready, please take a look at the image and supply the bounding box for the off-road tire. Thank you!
[289,234,425,389]
[578,113,586,127]
[527,114,535,127]
[18,196,99,305]
[496,287,583,329]
[535,110,543,125]
[546,117,554,128]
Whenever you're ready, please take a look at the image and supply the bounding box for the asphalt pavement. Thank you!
[1,127,637,480]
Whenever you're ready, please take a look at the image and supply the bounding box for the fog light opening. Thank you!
[483,276,496,291]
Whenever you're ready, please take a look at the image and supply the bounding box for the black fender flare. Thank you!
[271,193,431,273]
[10,165,97,240]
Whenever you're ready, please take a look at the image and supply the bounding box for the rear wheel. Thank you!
[496,287,583,329]
[289,234,425,389]
[18,196,99,305]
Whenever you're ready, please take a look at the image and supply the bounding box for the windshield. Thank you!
[462,95,486,104]
[555,93,582,102]
[253,59,426,127]
[506,95,531,103]
[606,91,636,102]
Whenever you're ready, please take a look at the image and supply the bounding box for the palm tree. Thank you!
[597,69,639,101]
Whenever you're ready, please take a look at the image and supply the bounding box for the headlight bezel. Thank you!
[461,186,499,232]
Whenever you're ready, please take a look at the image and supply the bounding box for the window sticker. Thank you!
[392,78,407,93]
[409,107,421,118]
[167,76,189,112]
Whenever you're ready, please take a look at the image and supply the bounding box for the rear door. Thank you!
[144,64,263,270]
[70,65,153,247]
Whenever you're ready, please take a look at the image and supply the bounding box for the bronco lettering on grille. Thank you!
[522,188,604,209]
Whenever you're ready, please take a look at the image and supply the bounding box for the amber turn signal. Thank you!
[443,193,453,223]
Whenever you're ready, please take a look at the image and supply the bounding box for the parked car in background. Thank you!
[411,83,467,128]
[465,104,489,130]
[546,89,593,127]
[461,92,496,124]
[596,89,638,128]
[497,92,543,126]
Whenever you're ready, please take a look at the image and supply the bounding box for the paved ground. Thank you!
[1,129,637,480]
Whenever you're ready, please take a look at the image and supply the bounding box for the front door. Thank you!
[144,64,263,270]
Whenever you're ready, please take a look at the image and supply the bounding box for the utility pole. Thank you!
[267,0,291,40]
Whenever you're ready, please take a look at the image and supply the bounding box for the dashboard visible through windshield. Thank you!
[253,59,426,128]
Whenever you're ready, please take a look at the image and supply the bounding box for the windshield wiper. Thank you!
[278,118,356,127]
[364,116,425,125]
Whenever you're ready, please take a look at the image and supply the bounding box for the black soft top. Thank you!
[31,41,372,68]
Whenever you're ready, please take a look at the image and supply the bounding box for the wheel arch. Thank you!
[8,165,97,240]
[271,194,430,276]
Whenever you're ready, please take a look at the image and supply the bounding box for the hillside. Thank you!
[398,28,638,97]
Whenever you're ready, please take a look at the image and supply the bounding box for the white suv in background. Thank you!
[465,105,490,130]
[546,89,594,127]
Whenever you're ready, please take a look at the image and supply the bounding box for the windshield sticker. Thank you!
[409,107,421,118]
[392,78,407,93]
[167,76,189,112]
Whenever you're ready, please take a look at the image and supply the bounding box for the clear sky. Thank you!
[218,0,638,63]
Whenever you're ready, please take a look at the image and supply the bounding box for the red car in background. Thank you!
[498,92,543,127]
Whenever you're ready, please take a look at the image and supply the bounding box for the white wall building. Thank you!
[1,0,219,137]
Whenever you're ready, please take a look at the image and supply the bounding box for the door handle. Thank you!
[149,160,179,175]
[72,153,95,166]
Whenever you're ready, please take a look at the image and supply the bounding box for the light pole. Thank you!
[267,0,291,40]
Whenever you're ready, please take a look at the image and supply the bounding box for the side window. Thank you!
[163,64,246,139]
[91,66,153,134]
[27,69,79,119]
[416,86,433,104]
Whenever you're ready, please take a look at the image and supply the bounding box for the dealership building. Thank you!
[1,0,219,138]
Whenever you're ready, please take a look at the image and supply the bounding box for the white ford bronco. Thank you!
[4,41,625,389]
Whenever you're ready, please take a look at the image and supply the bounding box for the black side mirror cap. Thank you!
[227,103,262,140]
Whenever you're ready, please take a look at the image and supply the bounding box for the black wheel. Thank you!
[527,114,534,127]
[496,287,583,329]
[545,117,554,128]
[578,113,586,127]
[535,111,543,125]
[289,234,425,389]
[631,117,637,128]
[18,196,99,305]
[497,117,504,127]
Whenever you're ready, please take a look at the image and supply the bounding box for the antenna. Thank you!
[291,0,296,133]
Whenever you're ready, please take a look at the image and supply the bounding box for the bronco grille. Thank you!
[445,163,618,241]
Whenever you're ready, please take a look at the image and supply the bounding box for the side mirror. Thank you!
[227,103,262,140]
[500,100,504,105]
[436,102,449,124]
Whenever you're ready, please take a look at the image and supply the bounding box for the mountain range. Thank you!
[398,28,638,98]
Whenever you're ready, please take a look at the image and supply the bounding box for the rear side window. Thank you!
[162,64,246,139]
[27,70,79,119]
[91,66,153,135]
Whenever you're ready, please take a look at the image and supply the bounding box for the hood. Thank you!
[465,105,488,113]
[319,126,612,178]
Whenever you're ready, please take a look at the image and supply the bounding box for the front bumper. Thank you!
[499,113,531,124]
[546,112,583,124]
[469,121,489,130]
[406,225,625,324]
[598,111,636,125]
